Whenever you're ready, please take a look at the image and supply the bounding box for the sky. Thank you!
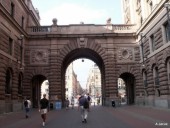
[72,59,94,88]
[32,0,123,25]
[31,0,123,88]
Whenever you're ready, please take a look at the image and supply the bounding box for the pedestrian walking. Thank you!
[39,94,49,127]
[87,93,91,111]
[71,96,74,109]
[24,97,31,118]
[78,94,89,123]
[65,98,70,110]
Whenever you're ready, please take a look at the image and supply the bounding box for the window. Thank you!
[140,17,143,25]
[140,42,144,62]
[150,35,155,52]
[143,71,147,87]
[18,73,23,94]
[147,1,153,14]
[11,2,15,17]
[153,66,159,86]
[149,1,153,11]
[167,59,170,83]
[9,38,13,55]
[20,45,22,64]
[5,69,12,94]
[165,23,170,42]
[21,16,24,28]
[96,75,98,79]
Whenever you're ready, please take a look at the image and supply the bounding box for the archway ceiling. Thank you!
[62,48,104,70]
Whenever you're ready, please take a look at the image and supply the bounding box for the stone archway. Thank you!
[31,75,46,108]
[61,48,105,105]
[49,38,116,106]
[120,73,135,105]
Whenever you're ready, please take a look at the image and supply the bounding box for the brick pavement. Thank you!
[0,105,170,128]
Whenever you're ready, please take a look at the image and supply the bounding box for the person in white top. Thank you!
[24,97,31,118]
[71,96,74,109]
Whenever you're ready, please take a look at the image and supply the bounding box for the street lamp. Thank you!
[140,32,145,67]
[18,35,24,70]
[164,3,170,41]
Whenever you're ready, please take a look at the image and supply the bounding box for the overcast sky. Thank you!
[31,0,123,88]
[32,0,123,25]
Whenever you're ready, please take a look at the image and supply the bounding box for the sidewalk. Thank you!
[0,105,170,128]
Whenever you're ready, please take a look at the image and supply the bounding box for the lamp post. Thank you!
[140,32,145,67]
[18,35,24,70]
[164,3,170,41]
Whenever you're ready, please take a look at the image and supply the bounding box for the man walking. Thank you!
[71,96,74,109]
[87,93,91,111]
[78,94,89,123]
[24,97,31,118]
[39,94,49,127]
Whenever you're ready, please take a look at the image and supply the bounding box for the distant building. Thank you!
[65,63,83,101]
[118,78,126,102]
[41,80,49,99]
[86,64,101,98]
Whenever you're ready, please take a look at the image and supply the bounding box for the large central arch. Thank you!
[61,48,105,104]
[49,38,116,106]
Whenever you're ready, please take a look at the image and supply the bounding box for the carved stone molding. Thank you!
[117,47,134,62]
[77,37,88,48]
[30,49,49,64]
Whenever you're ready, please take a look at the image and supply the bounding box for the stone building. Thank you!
[0,0,40,113]
[65,62,82,101]
[86,64,101,99]
[122,0,170,108]
[0,0,170,114]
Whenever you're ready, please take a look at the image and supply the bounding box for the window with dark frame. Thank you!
[143,71,148,87]
[9,38,13,55]
[11,2,15,17]
[150,34,155,52]
[21,16,24,28]
[165,22,170,42]
[18,73,23,94]
[5,69,12,94]
[154,67,159,86]
[168,59,170,83]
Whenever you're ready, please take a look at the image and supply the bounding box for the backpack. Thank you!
[83,98,89,109]
[24,100,28,107]
[87,96,91,101]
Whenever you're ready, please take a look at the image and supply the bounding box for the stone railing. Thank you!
[28,24,136,34]
[30,26,51,32]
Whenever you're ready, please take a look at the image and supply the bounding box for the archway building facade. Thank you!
[0,0,170,113]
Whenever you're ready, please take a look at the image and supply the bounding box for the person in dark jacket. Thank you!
[78,94,89,123]
[39,94,49,127]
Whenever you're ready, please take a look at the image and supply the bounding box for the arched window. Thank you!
[5,69,12,94]
[167,59,170,84]
[153,66,159,86]
[143,71,147,87]
[18,73,23,94]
